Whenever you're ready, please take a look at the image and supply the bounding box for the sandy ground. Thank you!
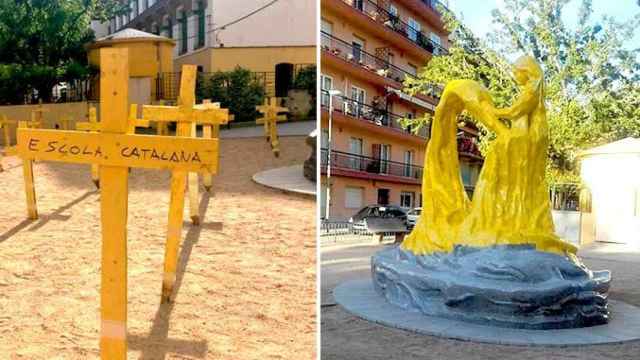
[0,136,316,359]
[321,243,640,360]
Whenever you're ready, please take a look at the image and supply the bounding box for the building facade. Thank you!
[320,0,482,221]
[103,0,316,73]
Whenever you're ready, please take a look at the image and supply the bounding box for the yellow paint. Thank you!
[256,98,288,157]
[402,56,577,257]
[188,122,200,225]
[14,49,219,359]
[96,48,130,360]
[16,129,217,172]
[20,121,37,220]
[184,46,315,72]
[87,35,174,101]
[162,65,197,303]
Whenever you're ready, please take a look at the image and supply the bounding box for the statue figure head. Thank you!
[513,55,543,87]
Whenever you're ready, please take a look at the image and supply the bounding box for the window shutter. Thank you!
[372,144,381,159]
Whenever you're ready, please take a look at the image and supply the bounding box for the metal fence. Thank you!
[343,0,448,56]
[321,148,424,180]
[155,71,276,100]
[320,220,400,245]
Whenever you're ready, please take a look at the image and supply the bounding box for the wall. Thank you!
[322,176,422,220]
[0,102,90,145]
[552,210,581,245]
[209,46,316,72]
[212,0,316,48]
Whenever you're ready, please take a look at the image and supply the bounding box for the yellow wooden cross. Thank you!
[75,105,151,188]
[141,84,230,226]
[16,48,219,360]
[197,99,233,191]
[256,97,288,157]
[29,102,48,129]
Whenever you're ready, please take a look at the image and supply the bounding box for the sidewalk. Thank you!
[221,120,316,138]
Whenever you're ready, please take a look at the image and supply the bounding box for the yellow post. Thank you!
[188,121,200,225]
[97,48,130,360]
[200,99,222,192]
[162,66,196,302]
[19,121,38,220]
[90,108,100,188]
[256,97,288,157]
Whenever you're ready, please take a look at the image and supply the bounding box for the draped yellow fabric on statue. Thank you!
[401,56,577,256]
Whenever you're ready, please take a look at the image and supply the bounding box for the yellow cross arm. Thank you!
[141,105,181,122]
[76,122,102,131]
[17,128,219,173]
[256,114,287,124]
[192,108,230,125]
[3,146,17,156]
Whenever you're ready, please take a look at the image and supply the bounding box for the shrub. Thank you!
[198,67,266,122]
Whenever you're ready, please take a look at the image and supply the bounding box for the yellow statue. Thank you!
[402,56,577,256]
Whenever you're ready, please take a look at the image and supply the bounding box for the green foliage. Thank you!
[198,67,266,122]
[293,65,317,117]
[403,0,640,185]
[0,0,124,103]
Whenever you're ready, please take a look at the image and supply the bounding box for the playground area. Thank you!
[0,136,316,359]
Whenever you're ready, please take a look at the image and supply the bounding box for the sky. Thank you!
[448,0,640,53]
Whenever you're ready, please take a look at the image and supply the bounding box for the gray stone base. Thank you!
[334,279,640,346]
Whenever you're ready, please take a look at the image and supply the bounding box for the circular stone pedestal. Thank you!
[334,279,640,346]
[252,165,315,197]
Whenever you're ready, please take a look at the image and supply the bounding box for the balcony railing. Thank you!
[420,0,450,15]
[322,32,417,84]
[321,148,424,179]
[340,0,448,55]
[320,90,415,131]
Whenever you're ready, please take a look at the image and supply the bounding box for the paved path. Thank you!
[321,242,640,359]
[253,165,316,197]
[221,120,316,138]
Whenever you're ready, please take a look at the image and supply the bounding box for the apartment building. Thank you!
[102,0,316,73]
[320,0,483,220]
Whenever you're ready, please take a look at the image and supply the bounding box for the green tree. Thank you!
[404,0,640,184]
[0,0,126,104]
[198,67,266,122]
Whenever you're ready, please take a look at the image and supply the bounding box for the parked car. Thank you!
[349,205,408,233]
[406,207,422,229]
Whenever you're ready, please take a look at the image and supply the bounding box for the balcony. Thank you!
[320,90,424,135]
[328,0,448,57]
[321,32,417,84]
[321,148,424,184]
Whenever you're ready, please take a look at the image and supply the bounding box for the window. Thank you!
[380,144,391,174]
[345,187,364,209]
[133,0,138,16]
[400,191,415,208]
[430,32,442,54]
[349,137,363,170]
[349,86,365,117]
[408,18,421,42]
[151,22,159,35]
[321,18,332,34]
[321,18,333,49]
[408,63,418,76]
[320,74,333,106]
[178,8,188,54]
[162,15,173,38]
[403,150,414,177]
[351,36,365,63]
[195,1,205,49]
[389,4,398,17]
[353,0,364,11]
[377,189,390,205]
[321,129,329,149]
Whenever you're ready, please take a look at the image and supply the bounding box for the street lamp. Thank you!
[325,89,342,221]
